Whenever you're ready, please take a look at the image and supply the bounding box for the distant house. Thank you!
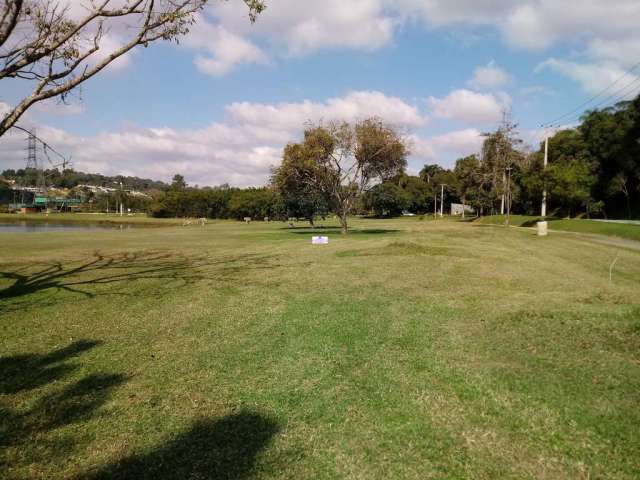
[450,203,475,216]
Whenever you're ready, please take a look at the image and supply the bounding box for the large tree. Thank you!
[362,182,408,217]
[453,154,482,214]
[396,174,433,214]
[0,0,265,137]
[580,98,640,218]
[271,150,328,226]
[419,164,443,184]
[273,118,408,233]
[480,116,523,216]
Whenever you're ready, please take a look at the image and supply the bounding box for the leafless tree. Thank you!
[0,0,265,137]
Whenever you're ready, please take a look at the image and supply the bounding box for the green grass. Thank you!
[0,212,184,226]
[1,218,639,479]
[475,214,640,242]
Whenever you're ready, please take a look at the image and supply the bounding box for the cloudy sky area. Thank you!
[1,0,640,186]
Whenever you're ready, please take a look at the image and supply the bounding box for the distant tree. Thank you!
[453,155,485,215]
[271,150,328,226]
[609,173,631,219]
[272,118,408,233]
[419,164,443,184]
[0,0,266,137]
[481,115,523,216]
[362,182,408,216]
[548,158,596,217]
[0,181,12,204]
[227,187,282,220]
[171,174,187,191]
[397,175,433,213]
[580,97,640,217]
[530,128,595,217]
[3,166,170,191]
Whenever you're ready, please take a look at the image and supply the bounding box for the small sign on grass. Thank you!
[312,236,329,245]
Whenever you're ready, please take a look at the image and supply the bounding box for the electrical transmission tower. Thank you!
[25,129,46,194]
[26,130,36,169]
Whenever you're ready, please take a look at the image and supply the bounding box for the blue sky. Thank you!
[1,0,639,186]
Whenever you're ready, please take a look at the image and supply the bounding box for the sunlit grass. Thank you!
[1,217,639,479]
[475,214,640,242]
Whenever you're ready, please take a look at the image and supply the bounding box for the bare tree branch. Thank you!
[0,0,23,47]
[0,0,266,137]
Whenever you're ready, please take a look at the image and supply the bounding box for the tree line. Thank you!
[4,96,638,225]
[354,96,640,220]
[1,168,169,192]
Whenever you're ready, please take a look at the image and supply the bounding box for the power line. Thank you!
[540,58,640,128]
[549,76,640,129]
[10,124,71,169]
[588,75,640,110]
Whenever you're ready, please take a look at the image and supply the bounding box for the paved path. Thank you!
[538,228,640,252]
[592,219,640,226]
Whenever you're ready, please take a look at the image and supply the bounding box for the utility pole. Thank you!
[433,192,437,218]
[439,184,446,217]
[541,134,549,217]
[119,182,124,217]
[500,170,506,215]
[505,166,512,226]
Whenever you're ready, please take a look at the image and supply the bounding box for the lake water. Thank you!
[0,221,134,233]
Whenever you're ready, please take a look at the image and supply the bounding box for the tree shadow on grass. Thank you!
[0,339,102,395]
[1,342,282,479]
[0,251,278,313]
[520,217,562,227]
[0,252,203,302]
[0,340,127,469]
[81,410,281,480]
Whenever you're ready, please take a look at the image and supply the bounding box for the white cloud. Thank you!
[226,90,426,130]
[175,1,396,75]
[427,89,508,124]
[394,0,640,57]
[0,91,425,187]
[409,128,484,167]
[536,58,640,96]
[8,1,639,80]
[390,0,515,25]
[184,16,268,76]
[586,38,640,69]
[31,99,86,116]
[520,85,555,97]
[500,0,640,52]
[469,61,512,89]
[209,0,394,56]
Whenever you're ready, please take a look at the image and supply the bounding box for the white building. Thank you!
[450,203,475,216]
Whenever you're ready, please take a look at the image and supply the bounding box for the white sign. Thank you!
[312,236,329,245]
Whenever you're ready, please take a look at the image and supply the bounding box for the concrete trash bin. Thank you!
[537,221,548,236]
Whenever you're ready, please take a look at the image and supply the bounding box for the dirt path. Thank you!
[527,227,640,252]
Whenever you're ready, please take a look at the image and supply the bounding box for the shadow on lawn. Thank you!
[1,341,282,479]
[0,251,203,302]
[0,340,127,460]
[0,251,277,313]
[0,339,102,395]
[81,410,280,480]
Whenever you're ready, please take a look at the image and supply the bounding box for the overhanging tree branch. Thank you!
[0,0,266,137]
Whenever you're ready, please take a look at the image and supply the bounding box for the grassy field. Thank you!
[475,215,640,242]
[1,218,639,479]
[0,212,184,226]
